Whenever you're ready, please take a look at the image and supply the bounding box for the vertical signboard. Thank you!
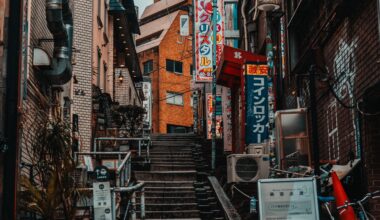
[142,82,152,128]
[195,0,224,82]
[206,93,222,139]
[222,87,232,151]
[180,15,189,36]
[245,63,269,144]
[93,182,112,220]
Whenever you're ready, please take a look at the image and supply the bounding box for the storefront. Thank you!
[216,45,266,153]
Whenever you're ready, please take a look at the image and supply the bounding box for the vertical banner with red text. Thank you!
[195,0,224,82]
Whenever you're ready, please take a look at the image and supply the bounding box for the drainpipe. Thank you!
[43,0,73,85]
[241,0,248,51]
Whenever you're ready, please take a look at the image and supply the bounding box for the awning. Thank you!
[216,45,267,87]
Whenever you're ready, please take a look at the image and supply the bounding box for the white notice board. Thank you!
[93,182,112,220]
[258,177,319,220]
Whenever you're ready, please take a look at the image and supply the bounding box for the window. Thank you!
[166,59,183,74]
[190,64,193,75]
[166,92,183,105]
[143,60,153,75]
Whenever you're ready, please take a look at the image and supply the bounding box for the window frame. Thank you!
[166,92,184,106]
[143,60,154,75]
[166,59,183,74]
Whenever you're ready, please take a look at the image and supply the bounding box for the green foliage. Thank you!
[112,105,146,137]
[20,120,79,220]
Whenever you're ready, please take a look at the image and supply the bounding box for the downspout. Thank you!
[241,0,248,51]
[43,0,73,85]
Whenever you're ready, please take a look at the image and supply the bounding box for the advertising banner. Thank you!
[195,0,224,82]
[245,63,269,144]
[206,93,222,139]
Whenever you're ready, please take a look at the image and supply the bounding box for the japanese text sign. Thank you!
[245,63,269,144]
[195,0,224,82]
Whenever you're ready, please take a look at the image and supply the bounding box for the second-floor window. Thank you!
[143,60,153,75]
[166,59,183,74]
[166,92,183,105]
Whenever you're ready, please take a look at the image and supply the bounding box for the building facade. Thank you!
[284,0,380,217]
[137,0,194,134]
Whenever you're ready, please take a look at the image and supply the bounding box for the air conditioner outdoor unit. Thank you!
[227,154,270,183]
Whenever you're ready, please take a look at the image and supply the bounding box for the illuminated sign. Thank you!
[195,0,224,82]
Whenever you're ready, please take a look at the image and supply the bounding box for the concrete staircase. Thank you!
[134,133,225,220]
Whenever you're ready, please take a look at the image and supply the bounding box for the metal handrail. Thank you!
[74,151,132,187]
[77,182,146,220]
[208,176,242,220]
[93,137,151,158]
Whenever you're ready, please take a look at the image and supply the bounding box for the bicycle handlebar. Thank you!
[337,190,380,211]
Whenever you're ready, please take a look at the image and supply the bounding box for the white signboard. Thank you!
[258,177,319,220]
[142,82,152,128]
[180,15,189,36]
[93,182,112,220]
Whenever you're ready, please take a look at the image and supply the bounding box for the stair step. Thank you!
[151,164,196,171]
[137,203,198,211]
[137,196,197,203]
[136,210,200,218]
[143,180,195,187]
[135,171,196,181]
[144,191,196,197]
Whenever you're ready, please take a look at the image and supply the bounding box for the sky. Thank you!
[135,0,154,18]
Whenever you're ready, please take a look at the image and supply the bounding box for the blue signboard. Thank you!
[245,64,269,144]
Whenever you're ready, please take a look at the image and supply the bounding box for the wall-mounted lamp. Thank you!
[257,0,281,12]
[117,70,124,83]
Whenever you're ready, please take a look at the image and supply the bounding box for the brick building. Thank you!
[137,0,194,134]
[284,0,380,217]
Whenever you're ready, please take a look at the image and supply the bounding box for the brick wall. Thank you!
[20,0,54,172]
[114,67,141,106]
[72,0,93,152]
[157,11,193,133]
[138,48,159,132]
[286,0,380,216]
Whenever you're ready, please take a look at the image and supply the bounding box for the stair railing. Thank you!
[116,151,132,187]
[208,176,242,220]
[93,137,150,159]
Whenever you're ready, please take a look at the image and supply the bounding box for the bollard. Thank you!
[131,191,137,220]
[140,189,145,219]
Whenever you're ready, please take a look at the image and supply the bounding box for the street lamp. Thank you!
[117,70,124,83]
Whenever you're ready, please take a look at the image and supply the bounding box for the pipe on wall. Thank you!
[43,0,73,85]
[241,0,248,51]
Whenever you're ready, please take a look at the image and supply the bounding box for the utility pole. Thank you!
[3,0,22,219]
[211,0,217,172]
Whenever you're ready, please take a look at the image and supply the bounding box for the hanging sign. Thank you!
[245,63,269,144]
[194,0,224,82]
[94,165,110,181]
[206,93,223,139]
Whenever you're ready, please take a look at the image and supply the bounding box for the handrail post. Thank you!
[112,190,116,220]
[140,188,145,219]
[93,138,97,152]
[131,192,137,220]
[138,140,141,157]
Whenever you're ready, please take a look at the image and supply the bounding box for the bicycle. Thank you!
[319,190,380,220]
